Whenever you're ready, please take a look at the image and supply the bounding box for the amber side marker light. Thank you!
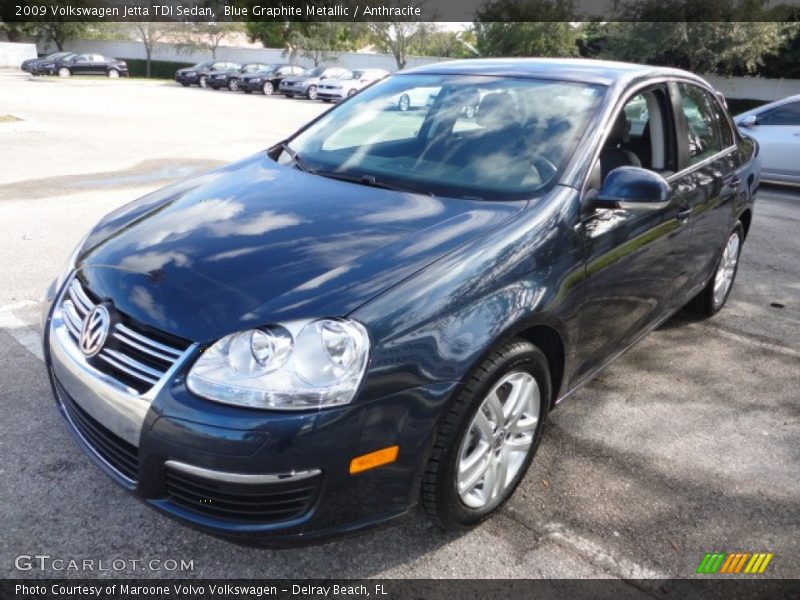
[349,446,399,474]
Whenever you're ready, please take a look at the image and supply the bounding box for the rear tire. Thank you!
[108,69,119,78]
[58,67,71,78]
[198,75,207,89]
[307,85,318,100]
[262,81,274,95]
[422,340,550,531]
[228,79,239,91]
[688,222,744,317]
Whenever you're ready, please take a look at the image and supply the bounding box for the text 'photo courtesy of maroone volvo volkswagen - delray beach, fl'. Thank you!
[41,58,759,545]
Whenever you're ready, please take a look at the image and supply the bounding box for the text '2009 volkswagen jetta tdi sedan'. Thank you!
[42,59,759,545]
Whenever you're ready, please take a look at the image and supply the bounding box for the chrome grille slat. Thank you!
[68,279,94,314]
[112,330,177,363]
[57,277,192,394]
[114,323,183,358]
[101,348,165,380]
[97,352,160,385]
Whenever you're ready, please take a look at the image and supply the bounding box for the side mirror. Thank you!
[739,114,758,128]
[594,166,670,211]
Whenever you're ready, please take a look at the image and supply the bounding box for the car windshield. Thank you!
[285,74,605,201]
[193,61,213,69]
[302,67,325,78]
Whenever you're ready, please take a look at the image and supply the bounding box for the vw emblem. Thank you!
[79,305,110,357]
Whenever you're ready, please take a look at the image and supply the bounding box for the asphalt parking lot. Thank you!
[1,70,798,581]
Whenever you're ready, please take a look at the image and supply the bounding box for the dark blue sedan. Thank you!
[42,59,760,544]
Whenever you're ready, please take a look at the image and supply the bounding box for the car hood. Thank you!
[285,76,318,85]
[77,153,524,343]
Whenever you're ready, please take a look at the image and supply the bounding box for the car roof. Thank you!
[402,58,708,87]
[735,93,800,118]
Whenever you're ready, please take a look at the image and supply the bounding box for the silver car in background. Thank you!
[317,69,389,102]
[735,94,800,186]
[279,67,351,100]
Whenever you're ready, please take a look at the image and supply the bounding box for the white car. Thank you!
[735,94,800,186]
[386,86,441,111]
[317,69,389,102]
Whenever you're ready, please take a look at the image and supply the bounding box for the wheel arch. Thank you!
[739,208,752,240]
[515,324,565,410]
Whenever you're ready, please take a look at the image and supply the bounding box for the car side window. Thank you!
[677,83,723,164]
[76,54,90,62]
[91,54,105,63]
[758,101,800,126]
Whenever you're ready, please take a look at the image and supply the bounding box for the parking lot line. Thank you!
[0,301,42,361]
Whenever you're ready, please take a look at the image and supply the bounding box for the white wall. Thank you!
[0,42,37,67]
[703,74,800,102]
[37,39,444,72]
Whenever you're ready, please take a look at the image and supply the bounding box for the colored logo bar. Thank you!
[697,552,773,574]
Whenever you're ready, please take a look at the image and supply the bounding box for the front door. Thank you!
[573,84,694,380]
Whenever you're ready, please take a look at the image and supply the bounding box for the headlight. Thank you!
[251,77,261,82]
[187,318,369,410]
[43,62,55,68]
[185,71,195,76]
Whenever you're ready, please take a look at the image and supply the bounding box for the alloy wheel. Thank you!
[307,85,318,100]
[456,371,540,509]
[713,231,741,307]
[108,69,119,78]
[229,79,238,91]
[199,75,207,88]
[263,81,273,95]
[58,67,70,77]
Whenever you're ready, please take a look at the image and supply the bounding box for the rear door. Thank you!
[70,54,93,74]
[670,82,746,293]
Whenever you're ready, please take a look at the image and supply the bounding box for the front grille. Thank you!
[164,466,321,524]
[58,381,139,481]
[60,278,191,394]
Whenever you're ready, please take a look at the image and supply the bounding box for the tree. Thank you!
[285,23,355,66]
[245,22,290,48]
[30,22,91,51]
[474,0,580,58]
[131,23,172,77]
[367,22,426,70]
[601,22,786,75]
[408,26,478,58]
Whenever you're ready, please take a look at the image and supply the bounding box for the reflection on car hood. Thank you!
[78,154,524,342]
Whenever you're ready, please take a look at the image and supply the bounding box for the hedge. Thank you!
[123,58,198,79]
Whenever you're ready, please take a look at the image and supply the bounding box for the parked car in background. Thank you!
[21,52,75,74]
[31,53,128,77]
[279,67,351,100]
[387,86,440,111]
[317,69,390,102]
[175,61,238,88]
[239,64,305,95]
[736,94,800,186]
[206,63,271,91]
[42,59,759,544]
[426,87,482,118]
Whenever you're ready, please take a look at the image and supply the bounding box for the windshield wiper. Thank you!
[279,141,316,174]
[316,171,435,197]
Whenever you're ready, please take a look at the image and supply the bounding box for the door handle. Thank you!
[676,206,692,221]
[724,175,741,187]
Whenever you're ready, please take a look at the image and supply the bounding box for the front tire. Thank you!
[198,75,207,89]
[689,222,744,317]
[422,340,550,531]
[58,67,71,78]
[306,85,318,100]
[108,68,119,78]
[228,79,239,91]
[262,81,274,95]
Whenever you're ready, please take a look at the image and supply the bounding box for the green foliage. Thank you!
[757,23,800,78]
[245,22,289,48]
[474,0,580,58]
[600,21,786,74]
[407,28,477,58]
[285,23,358,66]
[474,22,580,58]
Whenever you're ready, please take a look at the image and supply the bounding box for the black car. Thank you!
[207,63,272,91]
[174,61,238,88]
[239,64,306,95]
[31,53,128,77]
[42,59,759,544]
[21,52,75,74]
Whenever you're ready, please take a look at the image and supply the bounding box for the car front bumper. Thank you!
[280,83,309,96]
[41,281,457,544]
[175,73,199,85]
[318,90,346,101]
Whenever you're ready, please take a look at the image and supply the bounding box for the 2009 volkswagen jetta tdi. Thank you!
[42,59,759,544]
